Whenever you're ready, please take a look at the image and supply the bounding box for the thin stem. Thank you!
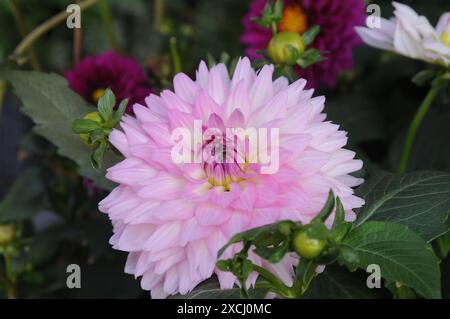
[10,0,98,63]
[398,85,440,174]
[8,0,41,70]
[98,0,119,51]
[0,80,7,120]
[271,21,277,35]
[169,37,182,74]
[73,0,82,66]
[252,264,299,298]
[3,251,17,299]
[153,0,165,33]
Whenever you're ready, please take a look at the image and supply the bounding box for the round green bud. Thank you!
[0,225,15,246]
[80,111,103,145]
[268,31,305,65]
[292,228,326,259]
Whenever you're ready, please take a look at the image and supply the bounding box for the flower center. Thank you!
[91,87,106,104]
[441,18,450,46]
[202,134,247,190]
[278,4,308,34]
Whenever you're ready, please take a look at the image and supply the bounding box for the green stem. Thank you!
[398,85,440,174]
[295,259,317,296]
[10,0,98,63]
[8,0,41,70]
[98,0,119,51]
[73,0,82,67]
[252,265,300,298]
[169,37,182,74]
[3,250,17,299]
[271,21,277,35]
[153,0,165,32]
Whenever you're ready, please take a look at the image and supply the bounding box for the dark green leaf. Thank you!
[97,88,115,121]
[296,49,325,69]
[217,223,279,258]
[0,71,121,190]
[343,221,441,299]
[312,190,335,223]
[302,25,320,46]
[304,265,389,299]
[72,119,101,134]
[305,223,329,240]
[355,170,450,242]
[171,279,269,299]
[253,240,289,263]
[332,197,345,227]
[91,141,108,170]
[89,128,105,144]
[338,245,360,270]
[330,222,352,242]
[112,98,128,125]
[412,69,437,87]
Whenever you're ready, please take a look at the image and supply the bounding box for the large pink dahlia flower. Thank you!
[99,57,364,298]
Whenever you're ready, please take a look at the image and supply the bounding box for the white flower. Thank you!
[356,2,450,66]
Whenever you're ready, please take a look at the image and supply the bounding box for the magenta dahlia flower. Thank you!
[99,57,364,298]
[65,51,151,112]
[242,0,366,88]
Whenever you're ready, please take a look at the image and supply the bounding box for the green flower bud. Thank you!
[268,31,305,65]
[292,228,326,259]
[80,112,103,145]
[0,225,15,246]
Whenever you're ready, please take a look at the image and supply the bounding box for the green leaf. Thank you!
[97,88,115,121]
[0,169,45,223]
[1,70,121,190]
[302,25,320,46]
[312,190,335,223]
[437,219,450,258]
[343,221,441,299]
[332,197,345,227]
[304,265,389,299]
[91,141,108,170]
[112,98,128,125]
[355,170,450,242]
[338,245,360,270]
[171,280,269,299]
[330,222,352,242]
[305,223,329,240]
[217,223,280,258]
[72,119,101,134]
[89,128,105,144]
[254,240,290,263]
[412,69,437,87]
[296,49,325,69]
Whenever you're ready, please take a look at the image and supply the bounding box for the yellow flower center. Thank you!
[278,4,308,34]
[91,87,106,104]
[441,31,450,46]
